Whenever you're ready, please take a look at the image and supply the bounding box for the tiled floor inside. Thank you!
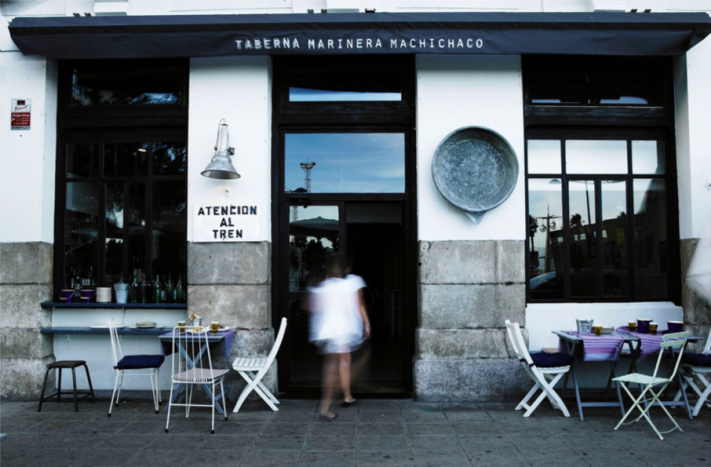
[1,397,709,466]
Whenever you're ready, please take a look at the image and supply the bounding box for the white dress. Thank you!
[308,275,366,354]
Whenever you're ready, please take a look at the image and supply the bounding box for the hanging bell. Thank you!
[201,119,240,179]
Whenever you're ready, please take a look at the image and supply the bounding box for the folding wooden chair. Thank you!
[232,317,287,413]
[505,320,572,418]
[613,332,689,440]
[674,329,711,417]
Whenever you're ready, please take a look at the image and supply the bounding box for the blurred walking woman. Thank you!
[308,254,370,420]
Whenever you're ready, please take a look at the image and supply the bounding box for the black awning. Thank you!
[8,12,711,59]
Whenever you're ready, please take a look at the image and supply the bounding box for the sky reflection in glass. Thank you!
[285,133,405,193]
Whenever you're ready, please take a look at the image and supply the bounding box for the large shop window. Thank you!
[524,57,679,303]
[55,60,188,299]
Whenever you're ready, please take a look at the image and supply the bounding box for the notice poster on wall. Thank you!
[11,99,31,130]
[193,203,261,242]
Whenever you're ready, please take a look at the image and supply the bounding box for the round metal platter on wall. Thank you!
[432,127,519,224]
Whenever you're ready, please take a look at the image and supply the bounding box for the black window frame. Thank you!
[523,56,681,305]
[53,59,189,300]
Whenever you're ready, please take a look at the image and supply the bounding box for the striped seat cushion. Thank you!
[174,368,229,383]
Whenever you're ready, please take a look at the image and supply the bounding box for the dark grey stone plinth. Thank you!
[414,358,529,402]
[681,238,711,352]
[187,242,275,396]
[0,242,54,399]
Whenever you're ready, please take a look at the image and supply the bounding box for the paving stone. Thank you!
[26,419,88,433]
[124,449,193,467]
[406,436,463,454]
[69,448,135,467]
[405,423,455,435]
[409,449,471,467]
[358,435,409,451]
[1,447,77,467]
[310,423,356,437]
[262,421,311,436]
[147,434,209,450]
[239,449,301,467]
[451,422,503,436]
[359,401,401,413]
[357,423,406,436]
[305,435,357,451]
[401,410,447,423]
[183,449,246,466]
[217,421,266,435]
[199,433,256,450]
[357,451,414,467]
[299,450,355,467]
[252,435,306,451]
[316,409,358,423]
[359,412,402,423]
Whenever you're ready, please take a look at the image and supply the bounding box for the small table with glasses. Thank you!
[554,330,702,421]
[158,329,236,414]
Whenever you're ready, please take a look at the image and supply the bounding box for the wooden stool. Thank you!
[38,360,96,412]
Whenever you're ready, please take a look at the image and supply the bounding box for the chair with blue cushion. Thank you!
[674,328,711,417]
[108,318,165,417]
[505,320,572,417]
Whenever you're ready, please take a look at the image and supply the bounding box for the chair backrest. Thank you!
[170,325,215,380]
[108,318,123,367]
[505,320,533,366]
[262,318,287,373]
[649,331,689,382]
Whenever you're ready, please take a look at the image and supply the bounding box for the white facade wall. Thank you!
[187,56,272,243]
[416,55,525,242]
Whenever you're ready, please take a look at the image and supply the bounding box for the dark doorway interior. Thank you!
[286,202,406,395]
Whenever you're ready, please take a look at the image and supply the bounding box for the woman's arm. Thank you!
[357,288,370,339]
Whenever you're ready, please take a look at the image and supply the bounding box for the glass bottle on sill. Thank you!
[166,275,173,304]
[140,274,147,304]
[130,274,138,303]
[154,275,162,304]
[176,275,184,303]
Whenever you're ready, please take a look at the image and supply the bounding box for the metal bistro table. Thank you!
[554,330,703,421]
[158,329,235,415]
[553,330,638,421]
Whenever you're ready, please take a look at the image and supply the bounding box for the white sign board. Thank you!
[193,203,262,242]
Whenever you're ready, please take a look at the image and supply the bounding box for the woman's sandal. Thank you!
[342,399,357,408]
[319,412,338,421]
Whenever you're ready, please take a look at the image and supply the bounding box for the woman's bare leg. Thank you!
[320,354,338,418]
[339,353,355,403]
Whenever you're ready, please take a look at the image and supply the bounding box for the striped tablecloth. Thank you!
[616,326,670,359]
[558,331,625,362]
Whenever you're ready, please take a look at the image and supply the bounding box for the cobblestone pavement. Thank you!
[1,397,709,466]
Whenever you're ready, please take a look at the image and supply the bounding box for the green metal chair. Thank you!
[613,331,689,440]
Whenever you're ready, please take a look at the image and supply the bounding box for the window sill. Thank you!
[41,302,187,310]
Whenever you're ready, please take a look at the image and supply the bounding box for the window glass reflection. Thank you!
[285,133,405,193]
[128,184,146,275]
[64,182,99,287]
[289,72,401,102]
[105,183,124,284]
[569,180,597,297]
[71,67,181,106]
[632,141,665,174]
[67,144,99,178]
[105,143,149,177]
[153,142,187,176]
[527,140,561,174]
[152,181,187,280]
[528,179,564,299]
[601,181,628,297]
[566,140,627,174]
[633,179,668,299]
[289,205,339,292]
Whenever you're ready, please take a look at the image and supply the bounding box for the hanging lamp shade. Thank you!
[201,119,240,179]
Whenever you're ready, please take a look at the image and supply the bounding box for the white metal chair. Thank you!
[674,329,711,417]
[505,320,572,418]
[613,332,689,440]
[232,317,287,413]
[108,318,164,417]
[165,326,229,434]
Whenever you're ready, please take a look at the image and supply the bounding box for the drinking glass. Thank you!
[593,325,603,336]
[211,321,220,333]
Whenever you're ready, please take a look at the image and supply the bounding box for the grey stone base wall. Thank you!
[415,240,529,402]
[414,358,530,402]
[0,242,54,399]
[681,238,711,352]
[187,242,275,397]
